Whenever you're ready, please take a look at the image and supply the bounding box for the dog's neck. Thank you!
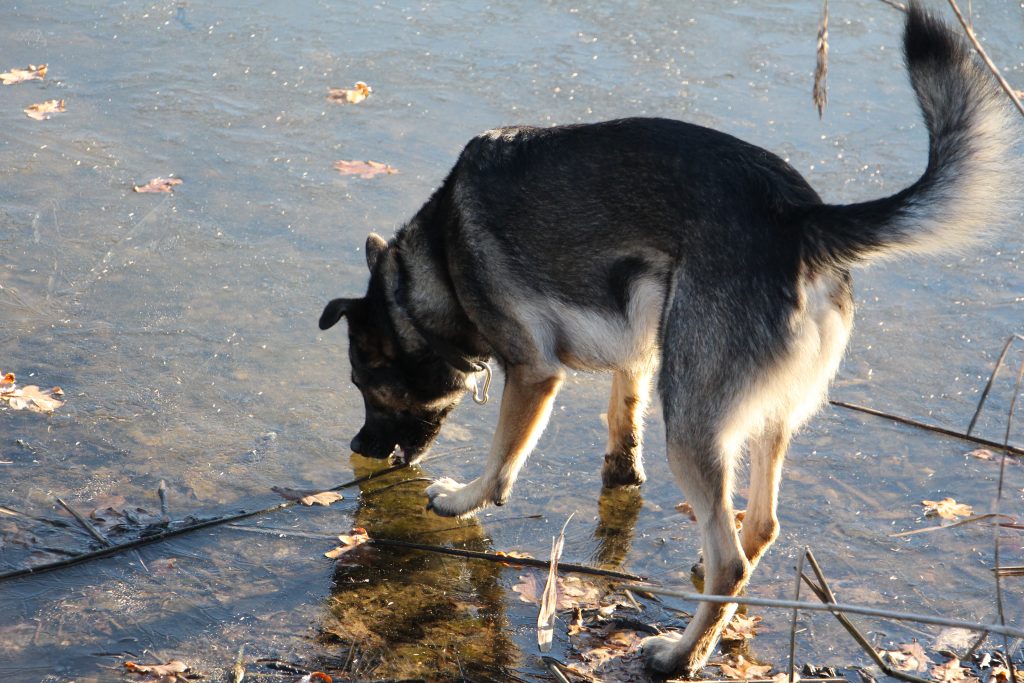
[386,224,491,370]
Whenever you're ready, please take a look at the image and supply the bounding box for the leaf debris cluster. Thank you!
[0,372,64,413]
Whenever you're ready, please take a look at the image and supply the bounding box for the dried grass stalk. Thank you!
[813,0,830,119]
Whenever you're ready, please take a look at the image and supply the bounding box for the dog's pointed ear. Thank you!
[365,233,388,271]
[319,297,359,330]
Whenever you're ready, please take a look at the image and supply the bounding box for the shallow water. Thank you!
[1,1,1022,681]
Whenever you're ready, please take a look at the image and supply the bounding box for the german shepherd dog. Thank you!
[319,3,1020,676]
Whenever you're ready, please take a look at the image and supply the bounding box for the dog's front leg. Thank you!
[426,365,564,517]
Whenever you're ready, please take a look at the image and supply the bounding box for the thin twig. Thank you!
[618,584,1024,639]
[788,551,806,683]
[55,497,113,547]
[877,0,908,12]
[368,536,645,582]
[993,359,1024,683]
[541,657,574,683]
[0,452,462,583]
[889,513,1014,538]
[966,335,1023,436]
[829,399,1024,456]
[813,0,829,118]
[945,0,1024,118]
[801,550,933,683]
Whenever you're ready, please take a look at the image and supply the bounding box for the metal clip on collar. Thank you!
[470,361,492,405]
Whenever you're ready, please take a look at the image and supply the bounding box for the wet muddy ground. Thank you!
[1,0,1022,681]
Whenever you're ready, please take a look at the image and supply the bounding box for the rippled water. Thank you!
[1,1,1022,681]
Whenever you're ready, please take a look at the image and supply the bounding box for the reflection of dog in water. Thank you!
[319,3,1020,675]
[321,455,516,679]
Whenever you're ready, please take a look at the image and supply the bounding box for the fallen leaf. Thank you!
[328,81,372,104]
[880,642,932,673]
[24,99,65,120]
[296,673,333,683]
[772,674,801,683]
[567,620,647,681]
[133,177,182,193]
[124,660,189,676]
[719,654,773,680]
[931,657,979,683]
[324,527,370,558]
[932,628,977,655]
[513,573,602,611]
[272,486,343,506]
[676,501,697,521]
[0,374,64,413]
[966,449,995,461]
[1,64,46,85]
[494,550,533,566]
[991,664,1024,683]
[333,160,397,178]
[922,498,974,521]
[722,612,762,642]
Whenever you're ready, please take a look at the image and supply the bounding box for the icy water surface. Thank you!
[1,0,1022,681]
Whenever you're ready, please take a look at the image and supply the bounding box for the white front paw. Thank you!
[425,477,484,518]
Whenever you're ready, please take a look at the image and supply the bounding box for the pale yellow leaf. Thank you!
[0,64,46,85]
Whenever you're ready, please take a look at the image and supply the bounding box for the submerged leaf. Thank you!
[133,177,182,193]
[1,64,46,85]
[124,660,189,676]
[272,486,343,506]
[931,657,979,683]
[880,642,932,672]
[0,374,64,413]
[722,613,762,642]
[719,654,773,680]
[328,81,372,104]
[333,160,397,178]
[324,527,370,558]
[24,99,65,120]
[922,498,973,521]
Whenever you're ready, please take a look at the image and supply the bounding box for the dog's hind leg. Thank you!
[425,365,563,517]
[602,368,652,488]
[741,422,790,566]
[642,428,751,676]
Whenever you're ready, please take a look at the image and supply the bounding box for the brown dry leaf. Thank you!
[324,527,370,558]
[772,674,801,683]
[966,448,996,461]
[567,606,586,636]
[124,660,189,676]
[328,81,372,104]
[676,501,697,521]
[297,673,333,683]
[991,665,1024,683]
[931,657,979,683]
[722,612,762,642]
[512,573,602,611]
[24,99,65,120]
[0,374,64,413]
[922,498,974,521]
[333,160,398,178]
[1,64,47,85]
[567,621,647,681]
[133,177,183,193]
[880,642,932,673]
[719,655,773,680]
[494,550,533,566]
[271,486,343,506]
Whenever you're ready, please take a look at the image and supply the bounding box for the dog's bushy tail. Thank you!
[798,1,1022,269]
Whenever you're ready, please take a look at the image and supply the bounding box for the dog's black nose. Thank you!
[350,433,364,454]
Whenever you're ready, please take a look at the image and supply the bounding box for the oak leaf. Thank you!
[133,177,182,193]
[328,81,371,104]
[722,612,762,642]
[719,654,773,679]
[124,660,189,676]
[0,373,64,413]
[24,99,65,120]
[1,64,46,85]
[272,486,343,506]
[880,641,931,672]
[922,498,973,521]
[324,527,370,558]
[297,673,333,683]
[333,160,397,178]
[931,657,979,683]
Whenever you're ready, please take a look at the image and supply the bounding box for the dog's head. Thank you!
[319,234,466,463]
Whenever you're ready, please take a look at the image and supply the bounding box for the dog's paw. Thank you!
[641,632,686,675]
[425,477,483,518]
